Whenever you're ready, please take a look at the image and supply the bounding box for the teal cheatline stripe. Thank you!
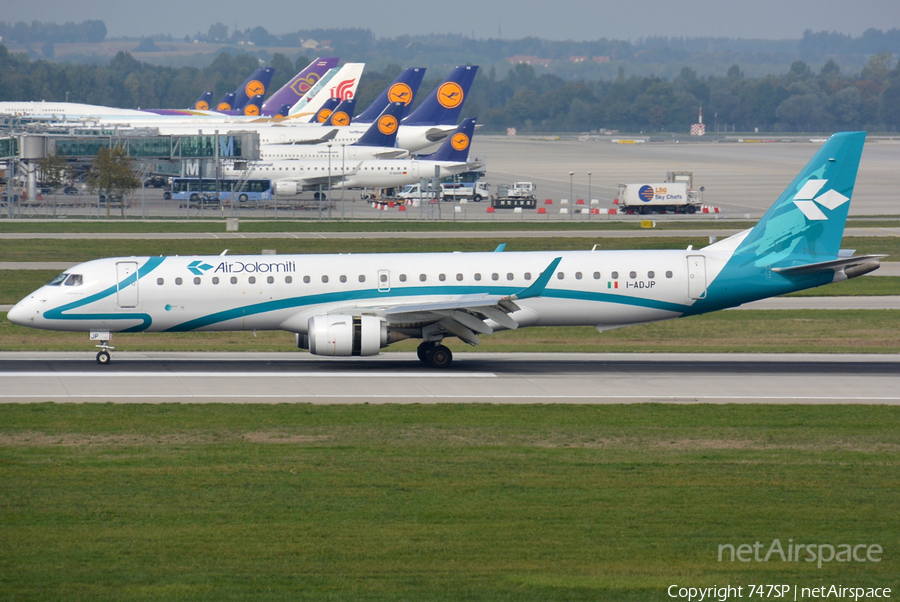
[166,282,691,332]
[44,257,166,332]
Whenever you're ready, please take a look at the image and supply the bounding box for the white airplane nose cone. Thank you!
[7,300,34,326]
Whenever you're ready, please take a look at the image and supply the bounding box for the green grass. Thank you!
[2,309,899,353]
[0,404,897,600]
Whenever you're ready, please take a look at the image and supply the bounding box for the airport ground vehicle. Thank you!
[440,181,491,202]
[492,182,537,208]
[170,177,273,205]
[616,172,703,214]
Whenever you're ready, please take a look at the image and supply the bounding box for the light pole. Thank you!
[327,143,332,219]
[587,171,592,206]
[714,113,718,133]
[340,144,345,220]
[568,171,574,220]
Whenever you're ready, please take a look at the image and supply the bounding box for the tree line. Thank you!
[1,45,898,133]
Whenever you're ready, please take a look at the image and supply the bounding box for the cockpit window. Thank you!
[64,274,83,287]
[47,273,69,286]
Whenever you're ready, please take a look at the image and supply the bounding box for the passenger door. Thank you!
[116,261,139,308]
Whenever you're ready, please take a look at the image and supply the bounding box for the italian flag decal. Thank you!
[608,282,618,289]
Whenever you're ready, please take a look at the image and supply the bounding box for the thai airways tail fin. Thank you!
[322,99,356,126]
[190,91,213,111]
[353,102,404,147]
[733,131,866,268]
[309,98,341,123]
[287,63,365,119]
[260,57,339,116]
[420,118,476,162]
[402,65,478,126]
[230,67,275,111]
[354,67,426,123]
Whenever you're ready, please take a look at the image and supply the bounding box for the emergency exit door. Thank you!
[116,261,139,307]
[687,255,707,300]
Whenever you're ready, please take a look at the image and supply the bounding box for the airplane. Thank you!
[190,91,214,111]
[258,102,406,162]
[259,57,339,116]
[7,132,882,368]
[224,117,478,193]
[213,67,275,112]
[352,67,426,123]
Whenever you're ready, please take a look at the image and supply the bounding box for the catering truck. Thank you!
[615,172,703,214]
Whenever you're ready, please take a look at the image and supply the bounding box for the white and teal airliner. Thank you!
[8,132,882,367]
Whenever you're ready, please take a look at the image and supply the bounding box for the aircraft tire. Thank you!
[417,341,435,363]
[96,350,111,365]
[426,345,452,368]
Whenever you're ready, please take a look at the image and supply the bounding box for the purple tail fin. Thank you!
[261,57,339,116]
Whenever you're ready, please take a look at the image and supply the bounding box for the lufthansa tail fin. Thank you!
[215,92,236,112]
[309,98,340,123]
[322,98,356,126]
[734,131,866,267]
[230,67,275,111]
[190,91,213,111]
[354,67,426,123]
[402,65,478,126]
[353,102,404,147]
[240,95,264,116]
[420,118,476,162]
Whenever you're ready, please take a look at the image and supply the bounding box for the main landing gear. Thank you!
[417,341,453,368]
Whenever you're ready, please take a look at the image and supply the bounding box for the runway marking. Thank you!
[0,371,496,378]
[0,394,897,401]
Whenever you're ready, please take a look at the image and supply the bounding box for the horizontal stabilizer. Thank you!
[772,254,886,275]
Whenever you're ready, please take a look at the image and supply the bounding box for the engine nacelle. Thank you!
[274,180,299,196]
[304,314,387,356]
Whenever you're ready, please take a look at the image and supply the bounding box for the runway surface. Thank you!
[1,352,897,404]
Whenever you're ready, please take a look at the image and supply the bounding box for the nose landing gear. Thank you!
[90,331,114,365]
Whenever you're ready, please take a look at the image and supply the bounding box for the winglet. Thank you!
[509,257,561,300]
[494,243,506,253]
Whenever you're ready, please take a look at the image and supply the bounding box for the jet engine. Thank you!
[297,315,387,356]
[274,181,299,196]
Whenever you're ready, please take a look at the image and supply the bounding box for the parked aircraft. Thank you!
[7,133,881,368]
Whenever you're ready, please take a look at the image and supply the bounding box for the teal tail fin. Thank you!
[735,131,865,268]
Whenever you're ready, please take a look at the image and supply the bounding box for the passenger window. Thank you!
[359,275,366,283]
[456,273,463,281]
[648,271,655,278]
[267,276,275,284]
[231,276,238,284]
[285,276,292,284]
[65,274,83,286]
[593,272,601,279]
[575,272,582,280]
[340,275,347,283]
[492,273,499,281]
[629,271,637,279]
[439,274,446,282]
[557,272,564,279]
[612,271,619,279]
[399,274,407,282]
[322,275,329,283]
[419,274,427,282]
[524,272,532,280]
[474,273,481,281]
[303,276,311,284]
[193,277,201,285]
[666,271,673,278]
[507,273,514,281]
[249,276,256,284]
[157,277,164,285]
[47,273,68,286]
[175,277,183,285]
[212,277,220,284]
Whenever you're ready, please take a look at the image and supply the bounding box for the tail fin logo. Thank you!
[290,74,321,95]
[195,100,209,110]
[378,114,399,135]
[388,83,413,105]
[331,111,350,126]
[316,108,333,123]
[450,132,470,151]
[243,105,260,116]
[217,102,232,111]
[792,179,849,221]
[245,80,266,97]
[331,79,356,100]
[438,82,464,109]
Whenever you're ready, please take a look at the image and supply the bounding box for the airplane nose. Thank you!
[7,299,34,326]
